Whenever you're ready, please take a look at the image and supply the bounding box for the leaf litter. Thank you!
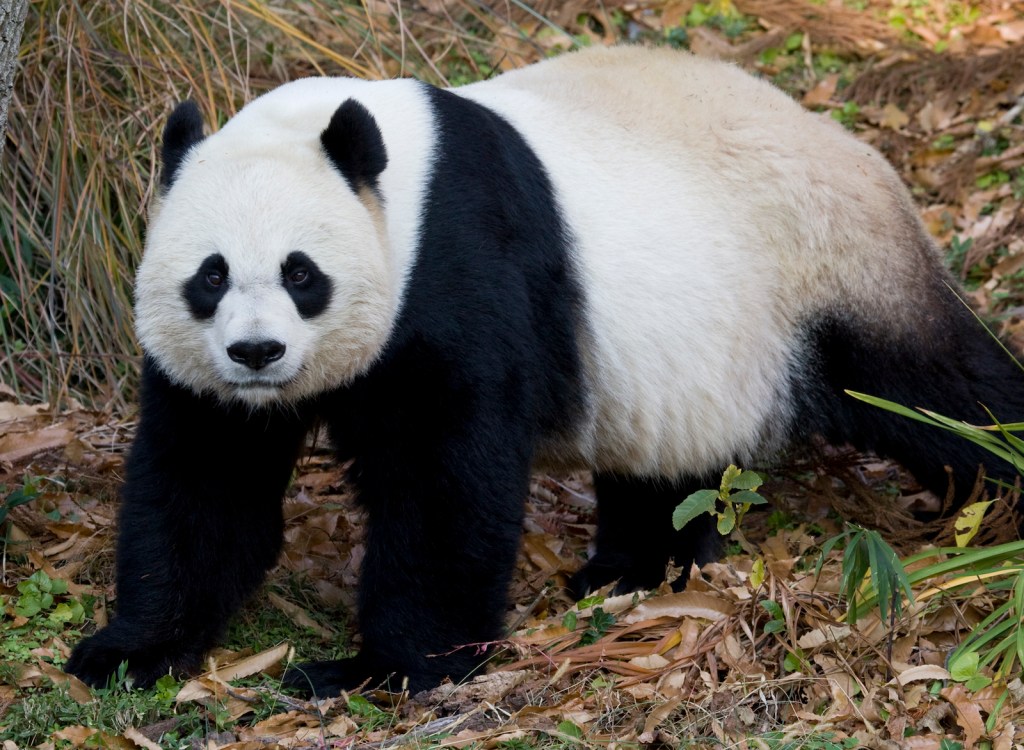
[2,0,1024,747]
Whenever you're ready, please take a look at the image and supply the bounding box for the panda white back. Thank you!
[457,46,940,476]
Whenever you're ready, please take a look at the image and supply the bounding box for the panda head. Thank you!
[135,97,396,408]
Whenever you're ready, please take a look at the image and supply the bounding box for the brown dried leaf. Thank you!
[638,697,683,743]
[0,425,73,463]
[796,624,852,650]
[941,683,986,748]
[522,533,563,573]
[895,665,950,686]
[52,726,99,747]
[267,592,334,640]
[0,402,49,421]
[212,642,291,683]
[238,710,323,741]
[880,103,910,131]
[802,74,839,107]
[623,591,734,624]
[122,727,164,750]
[1000,20,1024,43]
[36,660,94,704]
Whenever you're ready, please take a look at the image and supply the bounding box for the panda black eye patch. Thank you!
[182,253,229,320]
[281,251,332,319]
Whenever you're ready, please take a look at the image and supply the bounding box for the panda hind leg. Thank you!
[568,472,720,599]
[801,306,1024,509]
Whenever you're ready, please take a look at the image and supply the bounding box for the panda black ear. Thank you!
[320,99,388,193]
[161,101,205,190]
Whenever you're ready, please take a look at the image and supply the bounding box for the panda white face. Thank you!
[135,142,396,408]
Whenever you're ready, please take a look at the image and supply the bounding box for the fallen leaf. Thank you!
[211,641,291,683]
[267,592,334,640]
[0,425,73,463]
[941,683,986,748]
[624,591,734,624]
[36,661,94,704]
[802,74,839,107]
[796,624,852,649]
[123,727,163,750]
[638,697,683,743]
[880,103,910,130]
[895,665,951,686]
[0,402,49,421]
[999,20,1024,43]
[628,653,670,670]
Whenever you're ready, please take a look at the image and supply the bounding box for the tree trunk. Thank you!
[0,0,28,161]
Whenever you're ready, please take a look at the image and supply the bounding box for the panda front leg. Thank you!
[284,392,533,696]
[65,358,312,688]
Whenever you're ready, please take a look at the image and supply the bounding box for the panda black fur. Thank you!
[67,45,1023,695]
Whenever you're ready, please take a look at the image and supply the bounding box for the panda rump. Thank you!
[65,45,1022,696]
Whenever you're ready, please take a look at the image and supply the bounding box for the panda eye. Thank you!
[289,268,309,285]
[206,270,224,288]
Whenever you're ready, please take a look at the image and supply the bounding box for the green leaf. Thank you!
[760,599,784,620]
[716,504,736,535]
[15,597,42,618]
[730,490,767,506]
[1014,572,1024,670]
[720,464,742,490]
[954,501,994,548]
[949,649,980,682]
[580,607,616,646]
[750,557,765,588]
[577,594,605,610]
[562,611,577,631]
[556,721,583,739]
[728,470,763,491]
[763,620,786,634]
[965,674,993,692]
[672,489,718,530]
[783,650,805,672]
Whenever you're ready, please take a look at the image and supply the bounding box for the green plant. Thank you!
[13,571,85,624]
[1,571,89,664]
[816,525,913,625]
[976,170,1011,189]
[846,390,1024,478]
[672,464,767,536]
[760,599,786,634]
[0,479,39,527]
[578,607,615,646]
[682,0,752,38]
[831,101,861,129]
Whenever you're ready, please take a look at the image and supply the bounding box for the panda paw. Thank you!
[568,552,670,600]
[66,626,201,689]
[282,655,438,697]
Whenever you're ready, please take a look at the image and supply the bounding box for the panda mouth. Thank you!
[226,378,293,390]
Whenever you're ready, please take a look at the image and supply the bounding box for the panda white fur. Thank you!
[67,45,1022,695]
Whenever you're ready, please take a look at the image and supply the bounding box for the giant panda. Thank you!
[66,45,1022,696]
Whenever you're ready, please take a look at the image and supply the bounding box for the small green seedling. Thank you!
[672,464,767,535]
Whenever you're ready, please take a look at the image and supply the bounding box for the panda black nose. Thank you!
[226,340,286,370]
